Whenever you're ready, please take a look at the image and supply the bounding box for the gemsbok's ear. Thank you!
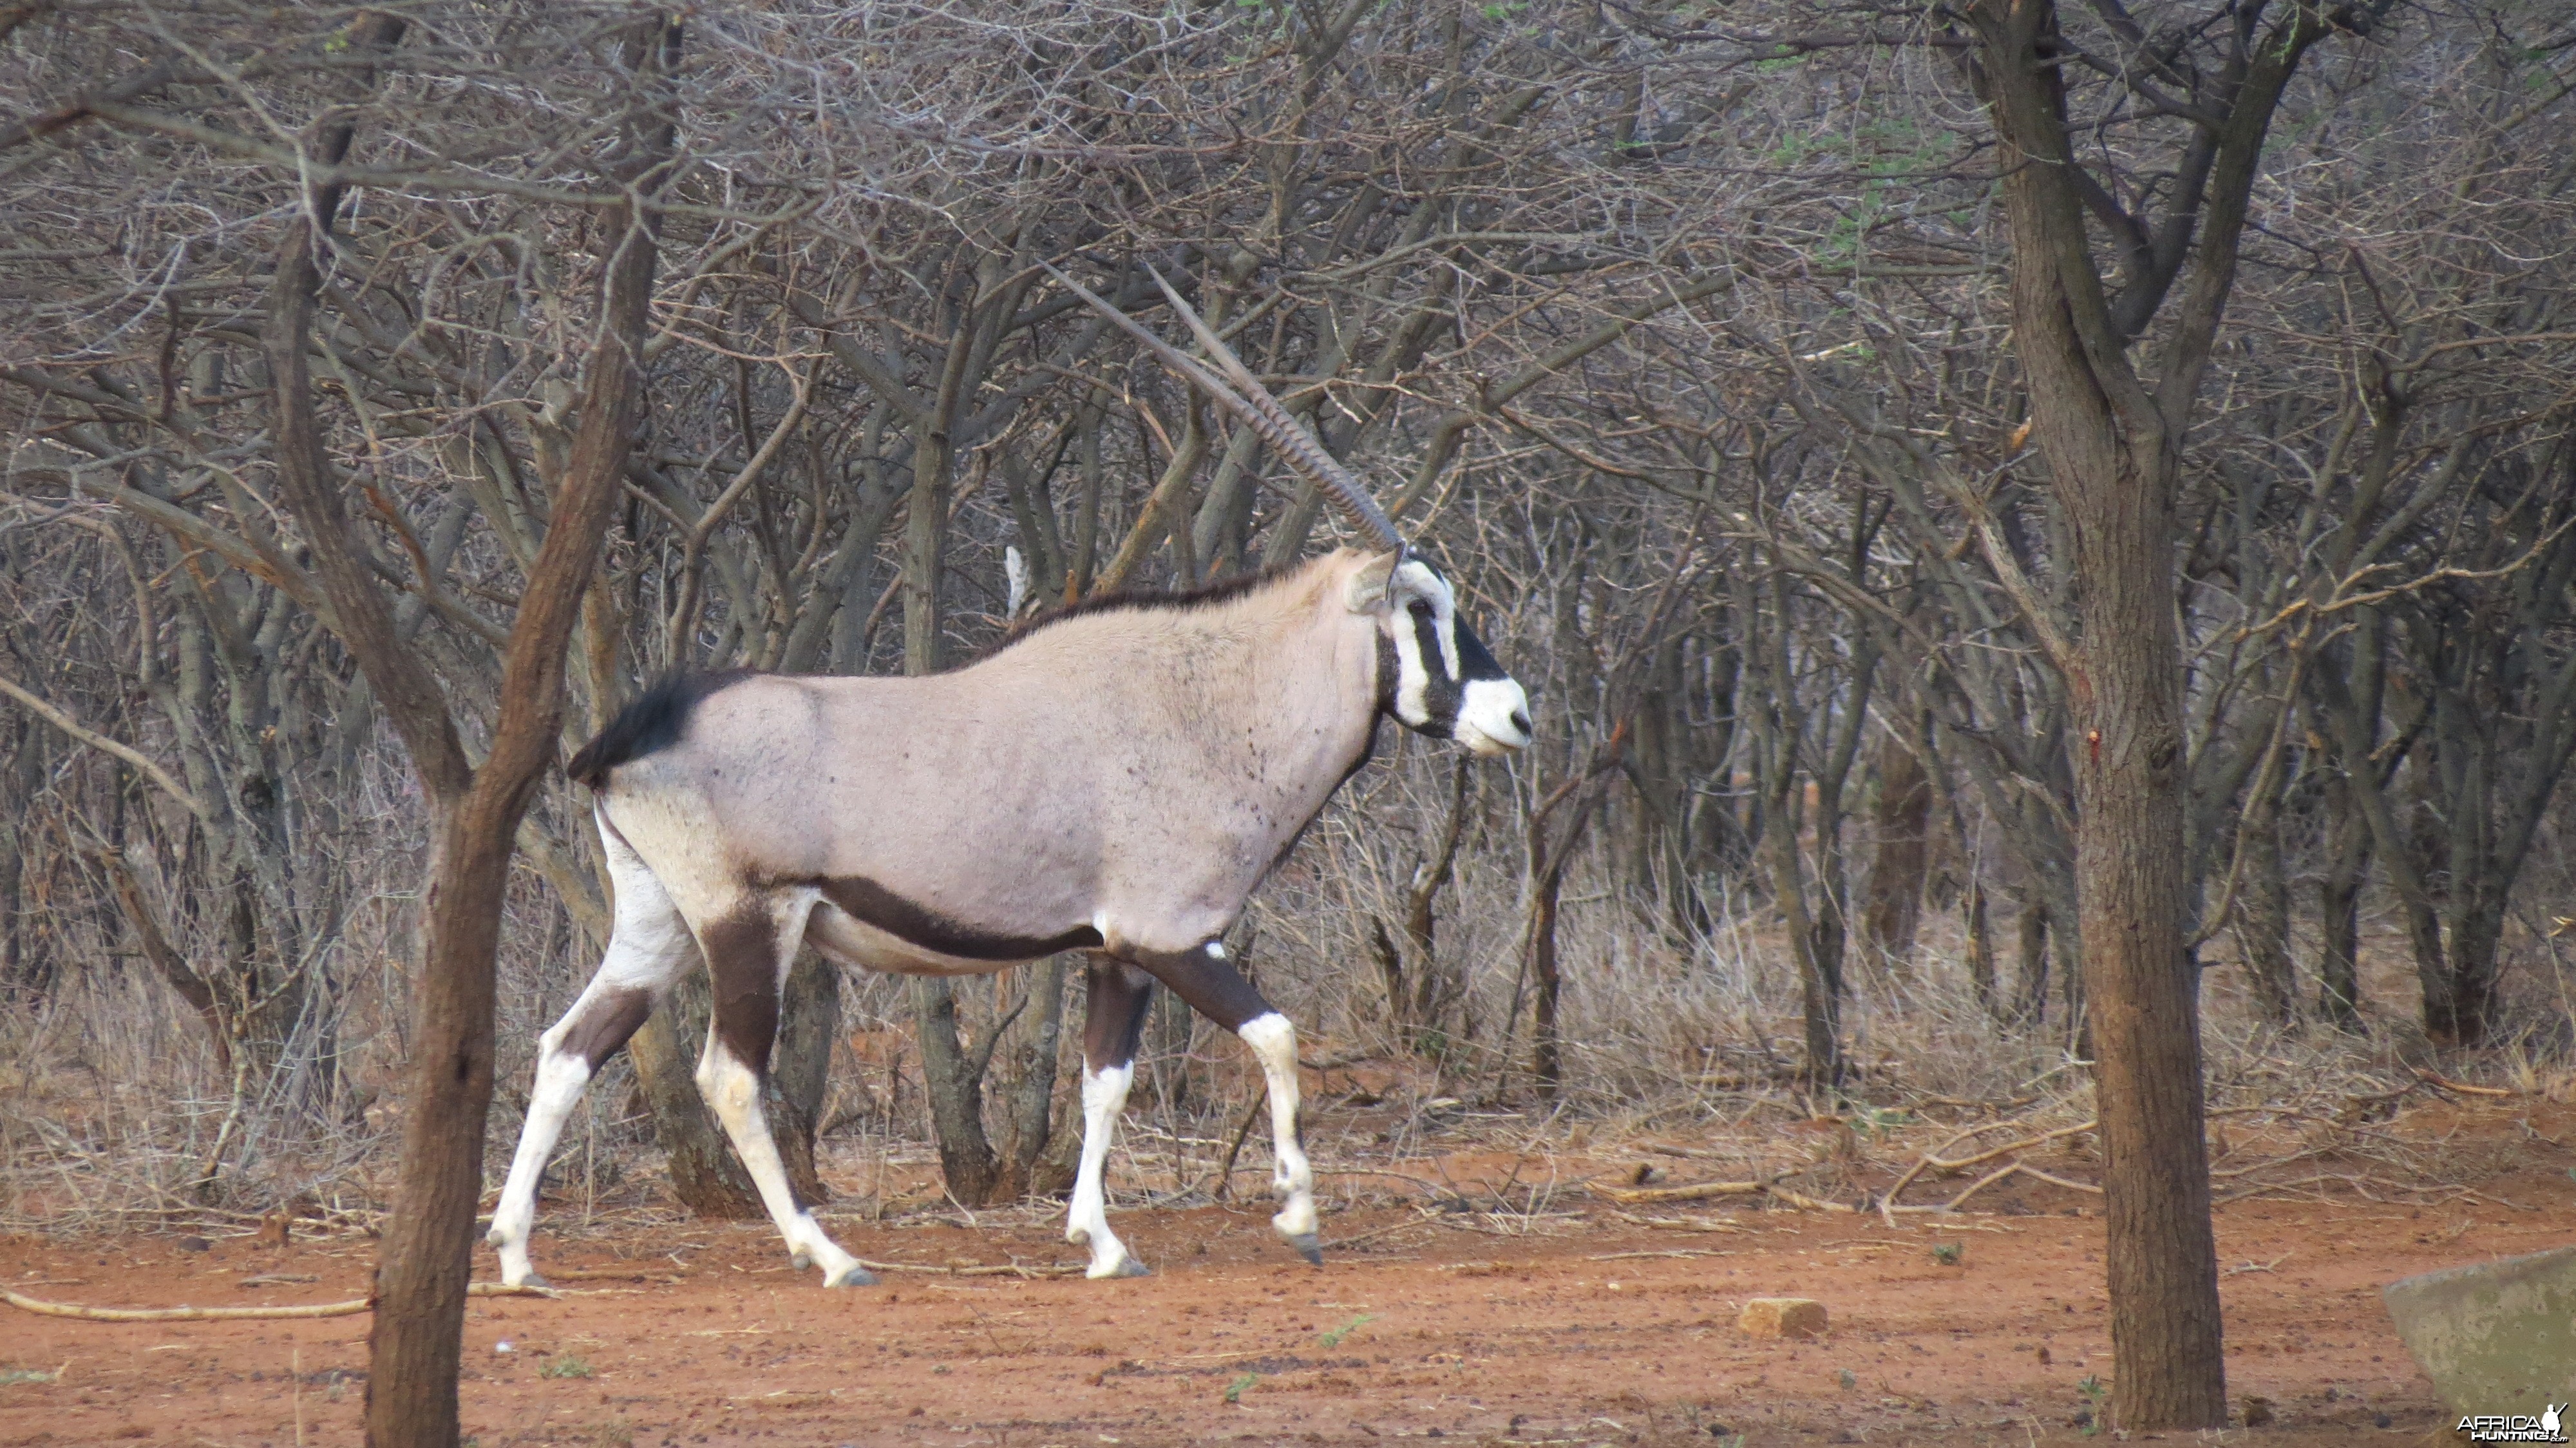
[1343,553,1400,613]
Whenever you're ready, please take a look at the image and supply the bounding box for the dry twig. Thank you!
[1,1282,554,1322]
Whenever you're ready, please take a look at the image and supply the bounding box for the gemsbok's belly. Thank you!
[801,896,1090,978]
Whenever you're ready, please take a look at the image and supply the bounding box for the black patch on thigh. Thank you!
[1081,958,1155,1068]
[809,875,1103,961]
[1122,944,1271,1033]
[560,987,654,1071]
[698,910,782,1074]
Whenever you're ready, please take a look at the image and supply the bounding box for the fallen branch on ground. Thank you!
[1,1282,554,1322]
[853,1258,1086,1279]
[2410,1067,2514,1098]
[1589,1176,1772,1204]
[1589,1174,1860,1213]
[1607,1210,1745,1234]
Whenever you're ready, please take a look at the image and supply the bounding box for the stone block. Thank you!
[1739,1297,1828,1339]
[2383,1245,2576,1420]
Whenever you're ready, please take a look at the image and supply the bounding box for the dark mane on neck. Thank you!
[992,561,1307,654]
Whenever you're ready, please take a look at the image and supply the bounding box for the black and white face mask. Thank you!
[1349,555,1531,757]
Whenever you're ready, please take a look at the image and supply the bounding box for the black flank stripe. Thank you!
[811,875,1103,961]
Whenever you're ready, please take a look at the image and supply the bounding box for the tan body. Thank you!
[607,553,1384,973]
[488,271,1534,1290]
[486,548,1528,1289]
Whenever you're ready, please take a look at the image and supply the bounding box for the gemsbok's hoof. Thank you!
[1091,1256,1152,1279]
[822,1261,876,1289]
[1288,1233,1324,1266]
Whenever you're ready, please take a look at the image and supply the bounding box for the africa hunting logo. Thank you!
[2457,1404,2569,1444]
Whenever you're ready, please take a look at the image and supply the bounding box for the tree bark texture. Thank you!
[2235,792,2296,1027]
[1372,757,1473,1053]
[1524,747,1619,1096]
[896,287,1026,1204]
[2316,771,2369,1029]
[2014,896,2050,1026]
[1862,726,1933,975]
[1963,0,2318,1417]
[1528,865,1568,1094]
[770,951,842,1194]
[996,956,1073,1199]
[250,17,676,1445]
[911,973,1004,1204]
[1965,878,1996,1013]
[1765,801,1841,1084]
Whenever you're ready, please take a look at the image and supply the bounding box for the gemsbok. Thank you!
[486,266,1531,1288]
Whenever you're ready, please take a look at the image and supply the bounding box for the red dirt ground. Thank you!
[5,1101,2568,1448]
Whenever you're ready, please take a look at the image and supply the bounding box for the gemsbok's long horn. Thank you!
[1041,260,1407,553]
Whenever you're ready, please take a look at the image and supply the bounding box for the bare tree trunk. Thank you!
[1375,758,1473,1053]
[2014,895,2050,1026]
[1965,877,1996,1013]
[769,951,840,1198]
[2316,772,2368,1029]
[1960,0,2339,1412]
[2398,756,2459,1038]
[2235,792,2296,1027]
[995,956,1072,1199]
[899,269,1026,1205]
[1526,743,1621,1097]
[252,17,676,1444]
[1689,637,1750,888]
[1862,725,1932,976]
[1528,866,1569,1094]
[2059,467,2223,1425]
[1766,801,1841,1084]
[911,973,1002,1205]
[1630,636,1688,899]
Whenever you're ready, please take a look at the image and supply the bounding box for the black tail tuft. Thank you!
[565,669,753,790]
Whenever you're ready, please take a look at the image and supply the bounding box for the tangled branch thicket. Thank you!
[3,0,2573,1228]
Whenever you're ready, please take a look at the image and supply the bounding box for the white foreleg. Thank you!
[1238,1011,1319,1262]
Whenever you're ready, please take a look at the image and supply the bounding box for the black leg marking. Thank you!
[810,875,1103,960]
[698,909,782,1073]
[1082,957,1155,1070]
[1118,943,1272,1033]
[559,987,654,1071]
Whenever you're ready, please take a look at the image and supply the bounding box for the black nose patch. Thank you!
[1453,620,1509,682]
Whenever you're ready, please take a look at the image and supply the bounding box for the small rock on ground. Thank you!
[1739,1297,1828,1339]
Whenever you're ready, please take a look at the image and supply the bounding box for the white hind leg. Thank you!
[692,895,872,1289]
[488,823,692,1288]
